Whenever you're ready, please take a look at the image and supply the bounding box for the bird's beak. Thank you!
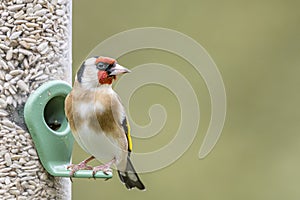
[109,64,131,76]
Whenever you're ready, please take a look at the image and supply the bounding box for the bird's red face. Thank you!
[95,57,131,85]
[76,56,131,88]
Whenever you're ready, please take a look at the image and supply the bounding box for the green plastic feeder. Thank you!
[24,80,112,179]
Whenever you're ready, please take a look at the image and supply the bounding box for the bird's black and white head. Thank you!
[75,56,131,88]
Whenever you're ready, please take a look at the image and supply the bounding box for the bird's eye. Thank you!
[96,62,106,70]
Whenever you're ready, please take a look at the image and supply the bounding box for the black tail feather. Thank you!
[118,157,145,190]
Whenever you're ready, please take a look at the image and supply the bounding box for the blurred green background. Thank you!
[72,0,300,199]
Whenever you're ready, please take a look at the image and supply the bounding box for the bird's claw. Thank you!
[92,165,112,177]
[67,161,93,177]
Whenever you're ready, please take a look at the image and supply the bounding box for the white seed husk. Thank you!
[7,4,25,11]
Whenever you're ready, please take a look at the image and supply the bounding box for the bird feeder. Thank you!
[0,1,104,199]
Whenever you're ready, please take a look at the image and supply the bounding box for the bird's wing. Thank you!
[94,89,133,153]
[121,116,132,153]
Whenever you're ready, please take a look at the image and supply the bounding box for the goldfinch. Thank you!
[65,56,145,190]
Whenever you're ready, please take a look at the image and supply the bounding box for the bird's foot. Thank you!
[67,156,95,176]
[92,158,115,177]
[92,164,112,176]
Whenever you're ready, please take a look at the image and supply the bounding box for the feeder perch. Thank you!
[24,80,112,179]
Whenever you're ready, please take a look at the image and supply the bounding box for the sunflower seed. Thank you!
[0,99,6,109]
[0,44,9,50]
[20,41,30,49]
[17,80,29,92]
[0,27,10,32]
[21,37,36,43]
[10,70,22,76]
[35,9,48,16]
[7,4,25,11]
[13,10,25,19]
[29,29,42,34]
[14,19,27,25]
[33,4,42,11]
[9,189,20,196]
[9,31,22,40]
[55,9,65,16]
[0,190,6,195]
[4,153,12,166]
[28,149,37,156]
[18,48,32,56]
[0,109,9,117]
[25,22,39,28]
[38,42,48,52]
[5,49,13,60]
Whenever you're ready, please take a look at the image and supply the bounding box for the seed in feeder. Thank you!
[10,70,23,76]
[9,189,21,196]
[0,27,10,32]
[28,149,37,156]
[0,99,6,108]
[33,4,42,11]
[4,153,12,166]
[8,86,16,95]
[6,49,13,60]
[19,41,30,49]
[0,190,6,195]
[0,44,10,50]
[5,74,13,81]
[22,37,37,43]
[35,9,48,16]
[10,31,23,40]
[55,9,65,16]
[25,22,39,28]
[26,7,34,14]
[17,80,29,92]
[13,10,25,19]
[0,109,9,117]
[36,42,48,53]
[7,4,25,11]
[29,29,42,35]
[18,48,33,56]
[14,19,28,25]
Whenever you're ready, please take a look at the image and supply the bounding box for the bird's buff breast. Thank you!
[70,99,126,164]
[75,122,122,163]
